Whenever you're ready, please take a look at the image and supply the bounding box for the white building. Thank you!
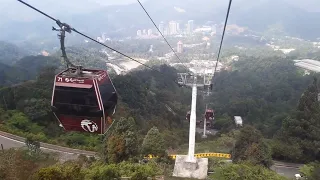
[159,21,164,34]
[231,55,239,61]
[177,22,180,32]
[169,21,178,35]
[147,29,152,36]
[187,20,194,34]
[137,30,142,36]
[234,116,243,127]
[194,26,212,33]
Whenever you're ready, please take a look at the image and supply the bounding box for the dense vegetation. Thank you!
[1,40,320,179]
[0,148,168,180]
[209,55,320,163]
[273,78,320,162]
[211,162,287,180]
[210,56,313,136]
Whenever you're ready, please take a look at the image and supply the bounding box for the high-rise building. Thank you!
[147,29,152,36]
[164,28,169,36]
[177,41,183,53]
[187,20,194,34]
[137,30,142,36]
[143,29,147,35]
[169,21,177,35]
[159,21,164,34]
[177,22,180,32]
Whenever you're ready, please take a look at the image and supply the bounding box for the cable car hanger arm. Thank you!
[52,20,77,69]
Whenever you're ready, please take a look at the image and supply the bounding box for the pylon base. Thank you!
[172,155,208,179]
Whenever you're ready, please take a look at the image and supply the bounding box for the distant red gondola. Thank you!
[186,111,190,121]
[205,109,214,120]
[51,68,117,134]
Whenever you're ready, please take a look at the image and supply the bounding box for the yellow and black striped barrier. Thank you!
[144,152,231,159]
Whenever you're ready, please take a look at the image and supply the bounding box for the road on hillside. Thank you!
[0,134,22,149]
[0,131,96,162]
[272,161,303,179]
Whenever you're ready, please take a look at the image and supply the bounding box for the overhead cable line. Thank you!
[137,0,189,70]
[212,0,233,81]
[16,0,180,86]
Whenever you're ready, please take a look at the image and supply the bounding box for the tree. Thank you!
[22,98,51,121]
[141,126,166,157]
[300,162,320,180]
[279,78,320,162]
[0,148,56,180]
[106,135,126,163]
[84,164,120,180]
[105,117,138,163]
[33,162,84,180]
[211,163,287,180]
[233,125,273,168]
[270,139,303,162]
[25,136,41,156]
[214,113,234,131]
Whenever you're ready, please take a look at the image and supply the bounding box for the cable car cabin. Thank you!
[205,109,214,120]
[186,111,190,121]
[51,68,118,135]
[206,121,212,128]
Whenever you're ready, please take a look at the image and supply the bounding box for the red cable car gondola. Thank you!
[50,21,118,134]
[51,68,117,134]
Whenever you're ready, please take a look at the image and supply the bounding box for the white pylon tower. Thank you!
[177,72,213,162]
[188,78,197,162]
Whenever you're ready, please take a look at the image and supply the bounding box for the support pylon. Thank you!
[187,79,197,162]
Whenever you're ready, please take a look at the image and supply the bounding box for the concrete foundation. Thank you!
[172,155,208,179]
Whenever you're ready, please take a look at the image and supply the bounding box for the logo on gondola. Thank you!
[64,78,84,83]
[81,119,98,132]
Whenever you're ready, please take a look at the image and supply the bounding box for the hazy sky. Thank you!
[1,0,320,23]
[0,0,142,22]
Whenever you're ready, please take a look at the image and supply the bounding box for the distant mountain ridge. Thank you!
[229,0,320,40]
[0,41,27,65]
[1,0,320,41]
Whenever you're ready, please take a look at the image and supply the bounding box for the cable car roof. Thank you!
[57,68,108,79]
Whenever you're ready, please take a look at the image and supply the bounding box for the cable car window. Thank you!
[98,81,117,110]
[53,86,100,117]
